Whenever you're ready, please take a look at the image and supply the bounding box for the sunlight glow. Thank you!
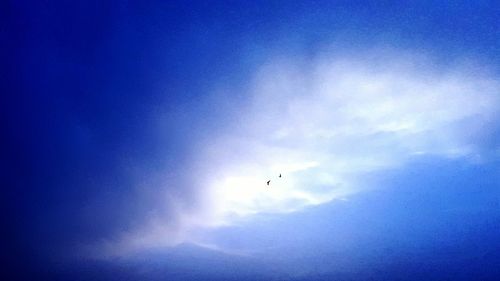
[100,50,499,256]
[200,52,499,228]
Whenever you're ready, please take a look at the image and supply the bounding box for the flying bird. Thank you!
[267,180,271,186]
[279,173,282,178]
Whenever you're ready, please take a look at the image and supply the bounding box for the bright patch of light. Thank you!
[200,52,499,228]
[97,50,500,256]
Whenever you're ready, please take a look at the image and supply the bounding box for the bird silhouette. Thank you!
[279,173,282,178]
[267,180,271,186]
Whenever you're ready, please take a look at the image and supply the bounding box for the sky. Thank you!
[3,1,500,280]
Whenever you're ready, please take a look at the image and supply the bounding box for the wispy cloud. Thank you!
[96,49,499,257]
[201,51,499,222]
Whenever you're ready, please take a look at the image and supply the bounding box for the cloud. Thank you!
[95,49,500,257]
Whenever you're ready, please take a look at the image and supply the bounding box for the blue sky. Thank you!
[3,1,500,280]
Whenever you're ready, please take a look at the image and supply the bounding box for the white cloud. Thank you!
[97,50,500,257]
[200,52,499,225]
